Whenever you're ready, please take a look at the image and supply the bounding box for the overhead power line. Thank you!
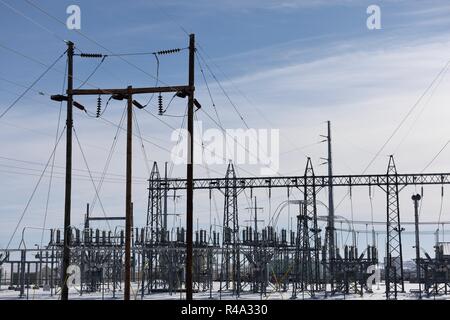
[421,140,450,173]
[0,0,67,44]
[23,0,183,90]
[41,58,66,248]
[363,60,450,174]
[334,59,450,212]
[0,48,66,119]
[5,125,66,250]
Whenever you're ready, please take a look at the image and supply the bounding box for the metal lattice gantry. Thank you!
[292,199,310,298]
[145,162,163,291]
[292,158,322,298]
[304,158,322,293]
[383,156,405,299]
[221,162,241,295]
[147,162,163,243]
[152,156,450,298]
[5,156,450,299]
[161,172,450,190]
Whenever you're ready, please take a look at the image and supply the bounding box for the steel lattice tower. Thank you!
[221,162,241,295]
[385,155,405,299]
[292,158,321,297]
[146,162,163,290]
[292,200,310,298]
[147,162,163,243]
[304,158,321,291]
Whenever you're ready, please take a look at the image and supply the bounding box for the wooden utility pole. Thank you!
[124,86,133,300]
[61,41,74,301]
[186,33,195,301]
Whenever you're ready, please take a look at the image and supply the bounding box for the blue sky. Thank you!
[1,0,450,260]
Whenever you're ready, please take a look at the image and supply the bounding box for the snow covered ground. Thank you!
[0,282,448,300]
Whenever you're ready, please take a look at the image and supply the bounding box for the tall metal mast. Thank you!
[326,121,335,290]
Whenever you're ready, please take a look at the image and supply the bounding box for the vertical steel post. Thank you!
[124,85,133,300]
[164,162,168,234]
[412,194,422,298]
[254,197,259,293]
[20,250,25,297]
[84,203,90,229]
[326,120,335,291]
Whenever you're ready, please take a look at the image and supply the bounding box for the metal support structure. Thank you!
[124,85,133,300]
[55,35,197,300]
[61,41,74,301]
[222,162,240,295]
[307,159,322,292]
[146,162,163,291]
[163,162,168,234]
[161,173,450,190]
[147,162,163,243]
[292,159,321,297]
[385,155,405,299]
[186,33,195,300]
[325,121,335,291]
[292,200,309,298]
[4,163,450,301]
[412,193,422,298]
[150,157,450,299]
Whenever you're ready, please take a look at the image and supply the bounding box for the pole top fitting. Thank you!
[412,194,421,201]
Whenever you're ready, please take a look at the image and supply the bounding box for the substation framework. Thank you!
[3,156,450,300]
[141,155,450,300]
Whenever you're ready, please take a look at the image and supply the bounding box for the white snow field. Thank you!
[0,282,448,300]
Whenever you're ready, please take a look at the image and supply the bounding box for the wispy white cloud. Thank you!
[196,30,450,178]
